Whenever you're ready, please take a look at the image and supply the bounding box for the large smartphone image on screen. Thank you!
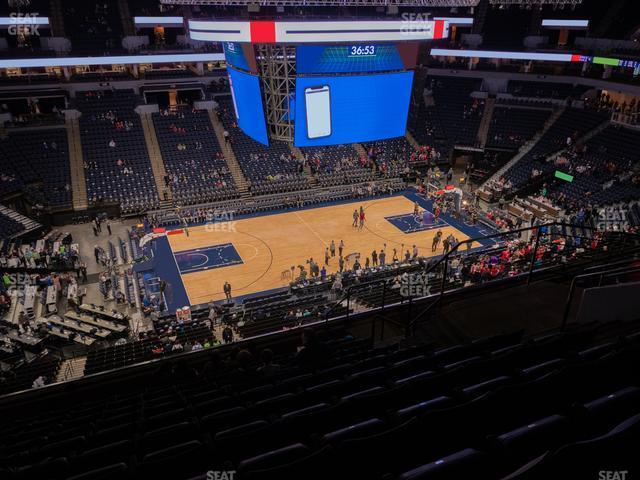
[305,86,331,139]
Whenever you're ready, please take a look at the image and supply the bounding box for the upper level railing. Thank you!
[322,222,640,335]
[562,260,640,328]
[611,111,640,129]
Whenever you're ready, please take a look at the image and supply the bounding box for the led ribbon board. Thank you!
[0,53,225,69]
[189,19,449,43]
[134,17,184,26]
[431,49,640,72]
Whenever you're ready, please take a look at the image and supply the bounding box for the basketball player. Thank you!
[352,209,359,228]
[432,230,442,252]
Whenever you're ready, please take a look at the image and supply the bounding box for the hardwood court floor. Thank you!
[167,195,479,305]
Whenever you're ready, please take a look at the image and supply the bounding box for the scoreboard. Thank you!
[201,19,448,146]
[296,43,418,74]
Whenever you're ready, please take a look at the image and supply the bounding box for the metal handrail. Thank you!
[321,221,638,333]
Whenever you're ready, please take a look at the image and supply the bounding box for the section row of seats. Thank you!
[152,107,238,205]
[0,129,71,208]
[77,89,159,213]
[0,323,638,479]
[216,97,310,195]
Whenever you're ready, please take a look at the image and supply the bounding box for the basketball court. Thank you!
[158,193,486,306]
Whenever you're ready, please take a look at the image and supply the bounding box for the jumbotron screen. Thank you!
[227,66,269,145]
[294,71,413,147]
[293,42,417,147]
[224,42,417,146]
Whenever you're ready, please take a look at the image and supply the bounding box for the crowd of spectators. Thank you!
[154,106,237,205]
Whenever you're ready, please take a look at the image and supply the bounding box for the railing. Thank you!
[561,261,640,328]
[611,111,640,128]
[322,221,640,338]
[3,224,637,402]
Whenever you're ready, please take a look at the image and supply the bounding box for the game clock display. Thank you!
[296,44,405,74]
[348,45,376,56]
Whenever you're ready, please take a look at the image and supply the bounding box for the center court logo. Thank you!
[204,209,237,233]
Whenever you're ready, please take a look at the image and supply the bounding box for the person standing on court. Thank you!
[371,249,378,266]
[330,240,336,258]
[443,236,451,254]
[339,240,344,257]
[432,231,442,252]
[324,247,330,265]
[379,250,386,266]
[223,281,232,302]
[352,209,359,228]
[106,221,112,235]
